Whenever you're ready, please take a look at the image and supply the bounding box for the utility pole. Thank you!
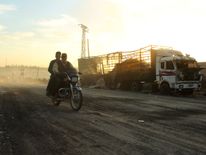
[79,24,90,58]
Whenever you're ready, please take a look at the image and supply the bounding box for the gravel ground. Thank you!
[0,82,206,155]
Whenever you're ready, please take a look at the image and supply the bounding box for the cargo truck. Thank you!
[104,45,202,94]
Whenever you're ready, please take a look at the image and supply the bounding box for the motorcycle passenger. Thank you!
[46,51,61,96]
[58,53,77,89]
[61,53,76,74]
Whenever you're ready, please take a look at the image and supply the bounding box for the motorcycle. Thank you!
[51,72,83,111]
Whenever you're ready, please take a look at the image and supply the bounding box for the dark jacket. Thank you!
[48,59,64,75]
[62,61,76,73]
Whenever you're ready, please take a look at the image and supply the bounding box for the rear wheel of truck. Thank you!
[130,81,139,91]
[118,81,129,90]
[152,82,159,92]
[160,82,170,95]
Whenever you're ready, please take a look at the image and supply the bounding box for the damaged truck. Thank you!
[104,45,202,94]
[79,45,203,94]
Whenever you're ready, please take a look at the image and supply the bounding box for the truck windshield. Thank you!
[176,60,198,69]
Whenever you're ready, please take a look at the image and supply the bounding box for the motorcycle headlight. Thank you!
[71,76,78,83]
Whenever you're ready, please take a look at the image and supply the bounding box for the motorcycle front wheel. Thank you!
[70,89,83,111]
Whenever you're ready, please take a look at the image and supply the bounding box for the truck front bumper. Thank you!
[173,82,201,91]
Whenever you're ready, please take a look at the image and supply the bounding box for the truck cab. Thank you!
[156,51,202,94]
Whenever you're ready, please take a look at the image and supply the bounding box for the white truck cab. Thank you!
[155,49,202,94]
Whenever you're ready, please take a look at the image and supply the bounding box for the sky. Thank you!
[0,0,206,67]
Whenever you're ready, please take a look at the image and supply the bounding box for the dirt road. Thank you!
[0,83,206,155]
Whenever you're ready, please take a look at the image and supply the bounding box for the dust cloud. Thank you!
[0,66,49,87]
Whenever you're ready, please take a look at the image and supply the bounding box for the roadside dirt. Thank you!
[0,82,206,155]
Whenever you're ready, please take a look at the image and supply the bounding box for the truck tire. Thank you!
[160,82,170,95]
[120,81,130,90]
[130,81,139,91]
[152,82,159,92]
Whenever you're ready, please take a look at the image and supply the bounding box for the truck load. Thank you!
[104,59,155,90]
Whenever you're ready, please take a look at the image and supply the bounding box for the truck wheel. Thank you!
[160,83,170,95]
[120,81,130,90]
[130,81,139,91]
[152,82,158,92]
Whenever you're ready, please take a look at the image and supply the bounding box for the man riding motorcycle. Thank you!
[47,52,83,110]
[52,53,76,98]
